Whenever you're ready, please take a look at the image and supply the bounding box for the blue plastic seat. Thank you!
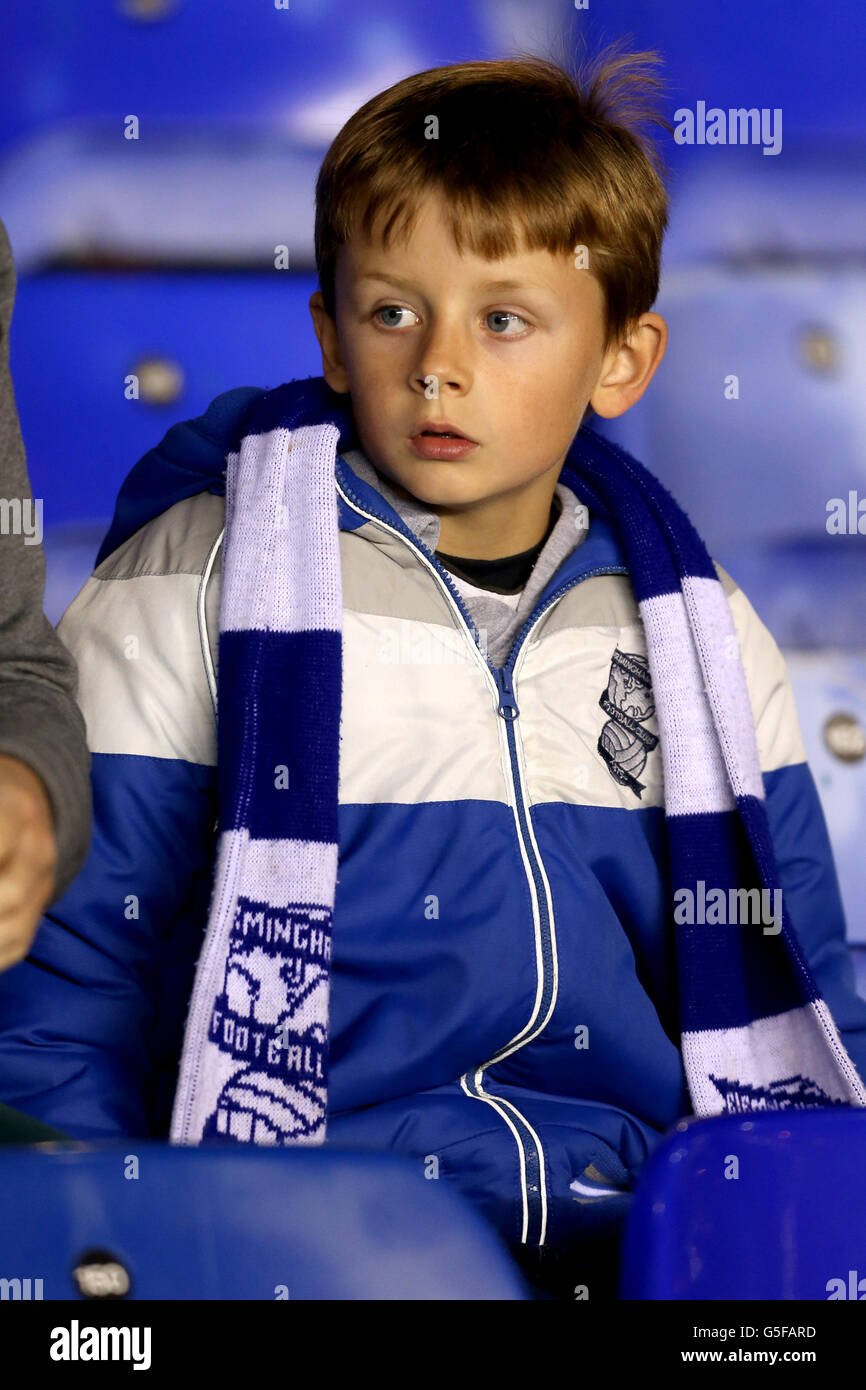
[619,1108,866,1299]
[0,2,491,159]
[0,1141,530,1299]
[599,263,866,559]
[10,271,321,526]
[0,0,517,273]
[782,650,866,949]
[715,537,866,651]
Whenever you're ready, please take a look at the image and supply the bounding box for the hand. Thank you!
[0,754,58,973]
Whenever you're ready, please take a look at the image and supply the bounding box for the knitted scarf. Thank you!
[169,377,866,1146]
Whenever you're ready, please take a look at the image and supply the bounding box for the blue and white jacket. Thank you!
[1,387,865,1256]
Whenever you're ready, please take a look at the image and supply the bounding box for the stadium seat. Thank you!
[10,271,321,527]
[0,1142,531,1300]
[782,651,866,946]
[598,146,866,558]
[717,537,866,652]
[619,1108,866,1299]
[599,263,866,559]
[0,1,493,161]
[0,130,323,273]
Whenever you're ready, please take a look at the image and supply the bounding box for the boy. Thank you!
[1,50,865,1301]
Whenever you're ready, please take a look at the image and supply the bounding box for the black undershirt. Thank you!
[435,493,562,595]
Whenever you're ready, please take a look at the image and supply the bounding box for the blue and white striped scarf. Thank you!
[170,377,866,1146]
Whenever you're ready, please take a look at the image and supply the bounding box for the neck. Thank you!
[433,479,560,559]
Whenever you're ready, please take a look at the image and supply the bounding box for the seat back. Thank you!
[0,1142,530,1300]
[620,1109,866,1299]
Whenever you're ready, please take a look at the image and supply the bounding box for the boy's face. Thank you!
[310,191,665,556]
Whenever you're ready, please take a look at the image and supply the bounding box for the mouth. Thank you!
[409,426,480,460]
[411,421,478,444]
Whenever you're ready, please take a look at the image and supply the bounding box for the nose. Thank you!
[411,319,470,397]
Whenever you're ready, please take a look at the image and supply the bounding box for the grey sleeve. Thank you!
[0,217,92,902]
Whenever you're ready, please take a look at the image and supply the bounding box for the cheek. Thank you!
[349,331,404,381]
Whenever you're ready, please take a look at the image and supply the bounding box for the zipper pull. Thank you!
[494,666,520,721]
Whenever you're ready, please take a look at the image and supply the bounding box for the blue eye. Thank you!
[487,311,528,335]
[374,305,528,334]
[376,306,416,328]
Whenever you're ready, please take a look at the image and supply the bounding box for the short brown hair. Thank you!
[314,43,670,352]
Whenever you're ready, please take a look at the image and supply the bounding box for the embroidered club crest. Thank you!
[597,648,659,799]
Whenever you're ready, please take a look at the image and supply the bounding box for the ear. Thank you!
[589,312,667,419]
[308,290,350,393]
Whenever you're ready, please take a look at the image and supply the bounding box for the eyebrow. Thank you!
[358,272,552,295]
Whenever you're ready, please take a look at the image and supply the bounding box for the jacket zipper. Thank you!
[335,467,627,1247]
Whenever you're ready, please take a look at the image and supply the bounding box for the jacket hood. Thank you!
[96,377,360,567]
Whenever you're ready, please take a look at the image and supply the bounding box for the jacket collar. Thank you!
[335,447,628,593]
